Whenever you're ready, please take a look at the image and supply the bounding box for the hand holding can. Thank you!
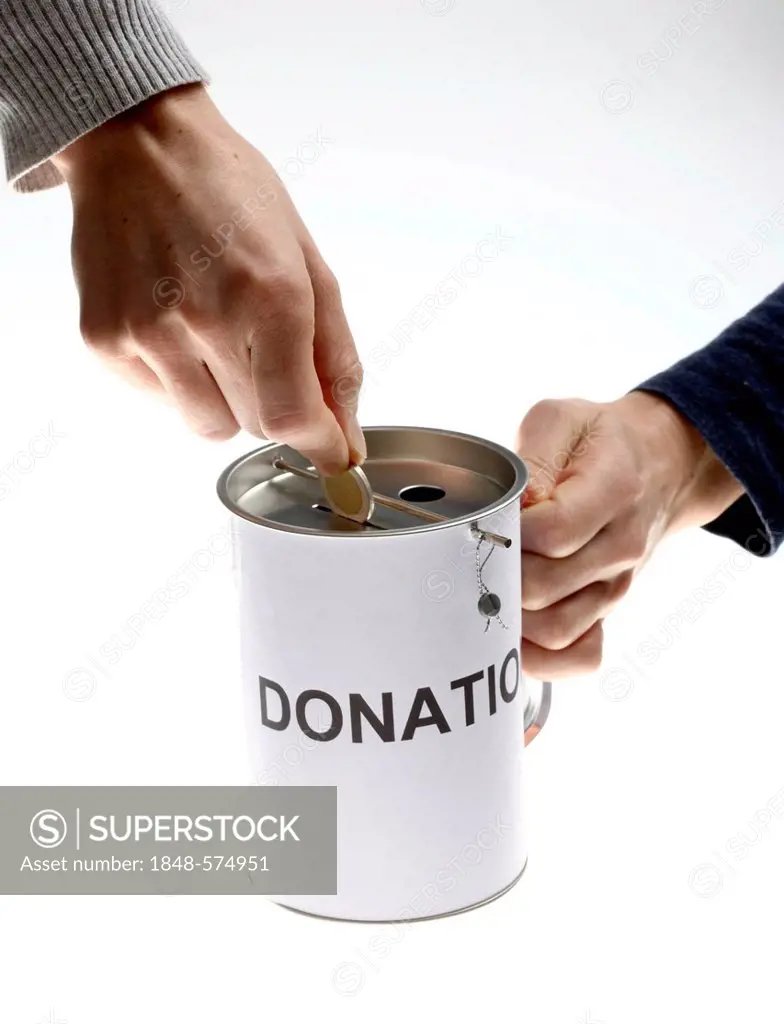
[515,392,742,679]
[52,84,364,475]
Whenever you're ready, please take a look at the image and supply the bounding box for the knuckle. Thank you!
[331,361,364,408]
[150,350,193,381]
[536,506,574,558]
[521,397,592,431]
[253,265,312,308]
[312,262,341,303]
[258,407,313,440]
[585,640,604,673]
[127,306,189,347]
[619,524,648,563]
[523,595,549,614]
[582,622,605,672]
[532,609,574,651]
[520,650,548,682]
[517,400,563,446]
[180,305,213,333]
[127,319,171,348]
[526,398,564,422]
[79,314,120,351]
[521,577,552,613]
[195,420,240,442]
[611,570,635,603]
[539,532,571,561]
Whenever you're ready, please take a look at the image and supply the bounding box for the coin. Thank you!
[321,465,375,524]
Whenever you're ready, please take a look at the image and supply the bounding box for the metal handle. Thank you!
[523,678,552,745]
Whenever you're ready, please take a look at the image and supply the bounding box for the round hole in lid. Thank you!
[398,484,446,503]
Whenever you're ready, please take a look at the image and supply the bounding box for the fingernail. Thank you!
[347,418,367,465]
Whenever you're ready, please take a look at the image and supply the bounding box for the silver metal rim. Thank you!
[270,858,528,924]
[216,425,529,539]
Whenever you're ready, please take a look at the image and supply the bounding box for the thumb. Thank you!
[515,399,596,508]
[516,399,612,557]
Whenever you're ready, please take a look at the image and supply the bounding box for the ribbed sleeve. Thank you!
[0,0,210,192]
[635,283,784,558]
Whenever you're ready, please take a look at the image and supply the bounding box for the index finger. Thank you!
[521,470,616,558]
[247,284,349,476]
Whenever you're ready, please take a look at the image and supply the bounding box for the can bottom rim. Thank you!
[269,858,529,925]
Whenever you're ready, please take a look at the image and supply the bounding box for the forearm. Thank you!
[0,0,208,193]
[634,283,784,556]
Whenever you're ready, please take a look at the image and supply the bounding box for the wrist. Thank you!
[615,389,743,533]
[51,84,218,185]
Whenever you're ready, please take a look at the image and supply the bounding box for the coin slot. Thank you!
[398,484,446,503]
[311,503,384,530]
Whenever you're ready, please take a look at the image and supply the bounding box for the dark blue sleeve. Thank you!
[634,283,784,557]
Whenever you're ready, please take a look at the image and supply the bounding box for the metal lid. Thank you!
[216,426,528,538]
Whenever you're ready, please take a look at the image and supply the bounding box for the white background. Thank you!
[2,0,784,1020]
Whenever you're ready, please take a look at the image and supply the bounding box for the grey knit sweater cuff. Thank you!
[0,0,209,193]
